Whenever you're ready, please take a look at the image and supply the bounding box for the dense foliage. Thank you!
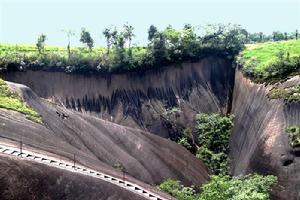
[287,125,300,148]
[199,174,277,200]
[195,113,234,175]
[236,40,300,82]
[0,24,247,74]
[159,174,277,200]
[268,85,300,102]
[246,31,298,43]
[0,79,42,123]
[159,179,197,200]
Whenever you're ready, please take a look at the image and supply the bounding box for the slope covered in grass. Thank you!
[237,40,300,82]
[0,79,42,123]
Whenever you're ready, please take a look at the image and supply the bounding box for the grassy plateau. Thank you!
[237,40,300,82]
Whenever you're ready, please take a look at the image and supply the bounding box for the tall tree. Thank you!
[103,27,117,55]
[148,25,158,41]
[112,32,127,68]
[36,34,47,54]
[151,32,168,65]
[284,32,288,40]
[272,31,285,41]
[62,29,75,59]
[80,28,94,51]
[259,32,263,42]
[123,23,135,52]
[296,30,298,40]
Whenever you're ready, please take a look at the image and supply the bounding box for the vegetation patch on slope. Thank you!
[0,79,42,123]
[159,174,277,200]
[195,113,234,175]
[287,126,300,148]
[267,85,300,102]
[236,40,300,82]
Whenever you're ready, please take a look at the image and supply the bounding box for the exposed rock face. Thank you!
[230,71,300,200]
[2,57,300,200]
[0,156,148,200]
[4,57,235,138]
[0,82,209,191]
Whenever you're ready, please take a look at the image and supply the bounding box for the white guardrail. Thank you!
[0,143,168,200]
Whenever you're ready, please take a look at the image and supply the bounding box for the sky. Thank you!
[0,0,299,46]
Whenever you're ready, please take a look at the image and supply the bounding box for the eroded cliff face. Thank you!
[230,71,300,200]
[0,81,209,193]
[3,57,300,199]
[4,57,234,138]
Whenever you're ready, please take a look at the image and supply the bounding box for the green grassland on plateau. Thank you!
[0,79,42,123]
[237,40,300,82]
[0,24,248,74]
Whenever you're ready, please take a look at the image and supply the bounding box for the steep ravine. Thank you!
[3,57,235,139]
[3,57,300,199]
[0,81,209,200]
[230,71,300,200]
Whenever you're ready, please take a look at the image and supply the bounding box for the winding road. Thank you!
[0,143,169,200]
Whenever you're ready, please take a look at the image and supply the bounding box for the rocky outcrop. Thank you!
[230,71,300,200]
[3,57,234,138]
[0,81,209,190]
[0,156,149,200]
[3,57,300,199]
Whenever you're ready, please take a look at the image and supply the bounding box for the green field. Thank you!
[237,40,300,81]
[0,79,42,123]
[0,44,108,61]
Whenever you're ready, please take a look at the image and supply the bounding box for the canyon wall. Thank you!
[0,81,209,190]
[3,57,300,199]
[230,71,300,200]
[4,57,234,138]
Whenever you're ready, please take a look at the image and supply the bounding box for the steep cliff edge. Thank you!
[230,71,300,200]
[0,81,209,195]
[2,55,300,199]
[3,57,235,139]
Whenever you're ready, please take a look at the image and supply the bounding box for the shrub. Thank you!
[287,125,300,148]
[177,136,192,151]
[159,179,198,200]
[268,85,300,102]
[199,174,277,200]
[159,174,277,200]
[196,113,234,174]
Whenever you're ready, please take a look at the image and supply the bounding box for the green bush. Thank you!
[268,85,300,102]
[159,174,277,200]
[196,113,234,174]
[287,125,300,148]
[177,136,192,151]
[159,179,198,200]
[199,174,277,200]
